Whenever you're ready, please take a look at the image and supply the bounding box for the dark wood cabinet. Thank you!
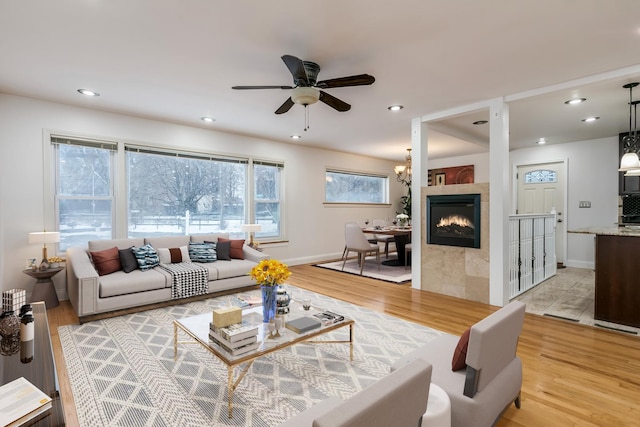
[619,132,640,194]
[595,234,640,328]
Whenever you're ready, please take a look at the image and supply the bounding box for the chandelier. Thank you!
[619,82,640,175]
[394,148,412,186]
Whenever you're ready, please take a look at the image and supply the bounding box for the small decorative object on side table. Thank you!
[22,267,63,309]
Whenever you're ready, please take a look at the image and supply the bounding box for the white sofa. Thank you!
[66,233,268,322]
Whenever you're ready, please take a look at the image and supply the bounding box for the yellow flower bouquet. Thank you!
[249,259,291,287]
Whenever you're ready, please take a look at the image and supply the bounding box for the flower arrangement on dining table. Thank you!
[249,259,292,322]
[396,213,409,228]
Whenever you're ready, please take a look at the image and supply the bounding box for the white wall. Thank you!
[0,94,403,298]
[509,137,618,269]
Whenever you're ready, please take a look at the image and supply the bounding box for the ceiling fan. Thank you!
[232,54,375,115]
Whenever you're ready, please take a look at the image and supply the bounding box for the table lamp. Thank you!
[240,224,262,249]
[29,231,60,270]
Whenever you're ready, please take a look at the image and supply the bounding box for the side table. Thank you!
[22,268,63,309]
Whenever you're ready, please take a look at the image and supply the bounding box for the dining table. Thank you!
[363,226,412,266]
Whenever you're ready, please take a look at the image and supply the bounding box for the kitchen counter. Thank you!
[590,233,640,328]
[568,226,640,236]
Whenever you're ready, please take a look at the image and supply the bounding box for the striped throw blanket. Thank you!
[159,263,209,299]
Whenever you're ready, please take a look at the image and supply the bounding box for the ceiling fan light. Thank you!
[619,152,640,171]
[291,87,320,106]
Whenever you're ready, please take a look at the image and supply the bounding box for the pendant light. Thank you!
[619,82,640,172]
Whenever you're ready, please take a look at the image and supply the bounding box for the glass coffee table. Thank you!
[173,303,354,418]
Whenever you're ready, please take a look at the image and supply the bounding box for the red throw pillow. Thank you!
[452,327,471,371]
[218,237,245,259]
[90,246,122,276]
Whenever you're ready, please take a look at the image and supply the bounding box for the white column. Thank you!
[411,118,428,290]
[489,98,510,306]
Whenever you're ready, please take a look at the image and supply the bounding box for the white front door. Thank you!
[516,162,565,264]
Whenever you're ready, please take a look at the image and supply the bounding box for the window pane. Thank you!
[59,199,112,249]
[325,171,387,203]
[524,169,557,183]
[56,142,114,251]
[254,164,282,238]
[127,150,247,237]
[58,144,111,196]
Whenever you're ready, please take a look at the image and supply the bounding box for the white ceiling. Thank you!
[2,1,640,161]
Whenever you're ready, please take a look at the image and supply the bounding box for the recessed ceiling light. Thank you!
[537,138,546,144]
[388,105,403,111]
[200,116,215,123]
[473,120,488,125]
[290,135,301,140]
[564,97,586,105]
[582,116,600,122]
[77,89,99,97]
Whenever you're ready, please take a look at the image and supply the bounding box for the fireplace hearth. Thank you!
[427,194,480,248]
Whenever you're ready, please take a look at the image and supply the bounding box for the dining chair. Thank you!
[342,222,381,275]
[404,242,412,269]
[371,219,395,258]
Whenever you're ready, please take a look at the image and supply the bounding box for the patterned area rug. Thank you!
[59,287,441,426]
[315,257,411,284]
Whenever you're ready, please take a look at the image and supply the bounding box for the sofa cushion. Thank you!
[190,233,230,243]
[89,238,145,252]
[452,327,471,371]
[131,244,160,271]
[218,237,245,259]
[157,246,191,264]
[90,247,122,276]
[119,248,139,273]
[99,268,169,298]
[145,236,190,249]
[211,240,231,260]
[188,242,217,263]
[214,259,258,280]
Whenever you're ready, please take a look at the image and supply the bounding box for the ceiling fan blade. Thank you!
[316,74,375,89]
[275,97,295,115]
[319,91,351,112]
[232,85,293,90]
[281,55,309,86]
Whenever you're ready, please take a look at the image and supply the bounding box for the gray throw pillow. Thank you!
[119,247,139,273]
[208,240,231,261]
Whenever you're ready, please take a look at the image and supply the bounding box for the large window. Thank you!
[52,135,286,247]
[325,170,388,203]
[253,161,283,238]
[53,136,116,251]
[126,147,248,237]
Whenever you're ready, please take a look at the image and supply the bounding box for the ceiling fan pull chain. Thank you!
[304,105,310,131]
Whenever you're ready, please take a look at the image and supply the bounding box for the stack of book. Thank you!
[0,377,52,427]
[209,320,259,356]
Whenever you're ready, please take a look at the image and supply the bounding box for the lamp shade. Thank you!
[240,224,262,233]
[619,152,640,171]
[28,231,60,244]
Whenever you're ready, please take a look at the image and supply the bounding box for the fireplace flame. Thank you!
[437,215,474,229]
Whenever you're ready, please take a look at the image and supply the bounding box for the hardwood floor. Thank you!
[47,264,640,426]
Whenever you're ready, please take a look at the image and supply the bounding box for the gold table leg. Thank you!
[227,361,255,418]
[173,323,178,361]
[349,323,354,361]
